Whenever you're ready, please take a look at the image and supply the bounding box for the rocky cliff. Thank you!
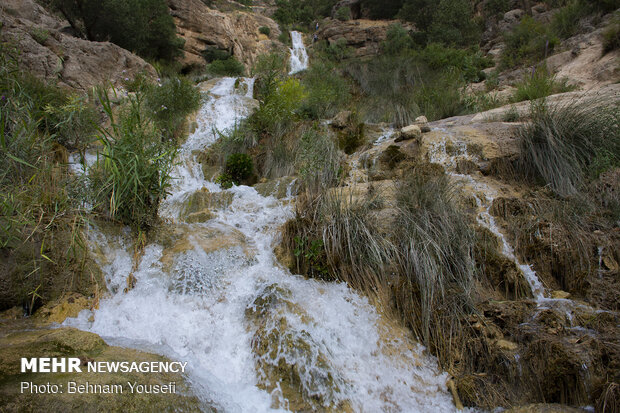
[167,0,281,70]
[0,0,156,91]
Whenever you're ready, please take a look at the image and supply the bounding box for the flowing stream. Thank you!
[64,76,459,412]
[425,128,605,322]
[288,31,309,75]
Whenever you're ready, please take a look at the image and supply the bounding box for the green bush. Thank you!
[252,52,287,102]
[259,26,271,36]
[483,0,510,17]
[413,43,492,83]
[207,57,245,77]
[512,67,573,102]
[50,0,184,62]
[299,61,350,119]
[550,0,590,39]
[278,31,291,46]
[427,0,481,47]
[224,153,253,184]
[602,13,620,54]
[501,16,559,68]
[273,0,336,26]
[202,47,232,63]
[335,6,351,21]
[0,44,93,310]
[295,128,339,191]
[92,89,177,231]
[382,23,413,55]
[250,78,307,135]
[517,100,620,197]
[315,38,354,62]
[144,76,202,137]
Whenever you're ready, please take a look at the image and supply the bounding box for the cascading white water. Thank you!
[65,78,459,412]
[288,31,309,75]
[427,130,547,300]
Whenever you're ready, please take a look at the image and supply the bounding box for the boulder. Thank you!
[0,0,156,91]
[395,124,422,142]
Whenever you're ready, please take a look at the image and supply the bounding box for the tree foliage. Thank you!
[47,0,184,61]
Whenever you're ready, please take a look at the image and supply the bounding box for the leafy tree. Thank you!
[48,0,183,61]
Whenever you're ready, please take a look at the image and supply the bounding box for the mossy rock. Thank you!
[179,189,234,223]
[0,328,206,412]
[245,285,349,411]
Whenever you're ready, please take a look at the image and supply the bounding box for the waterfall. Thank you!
[64,78,458,412]
[288,31,308,75]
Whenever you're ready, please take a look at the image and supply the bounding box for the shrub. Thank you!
[278,30,291,46]
[517,100,620,197]
[501,16,559,68]
[50,0,184,61]
[335,6,350,21]
[273,0,335,26]
[382,23,413,55]
[427,0,481,47]
[316,38,354,62]
[91,89,177,231]
[259,26,271,36]
[207,57,245,77]
[550,0,590,39]
[250,78,307,135]
[299,60,350,119]
[602,13,620,54]
[29,27,49,45]
[252,52,287,102]
[43,94,98,150]
[412,68,468,121]
[0,44,93,311]
[144,76,202,137]
[483,0,510,17]
[512,67,573,102]
[413,43,492,83]
[393,170,477,366]
[202,47,231,63]
[295,128,339,192]
[224,153,253,185]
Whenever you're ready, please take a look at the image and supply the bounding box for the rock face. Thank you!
[317,18,415,58]
[167,0,281,70]
[0,0,157,91]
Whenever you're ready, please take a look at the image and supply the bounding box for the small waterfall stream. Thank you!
[64,79,459,412]
[288,31,309,75]
[424,128,606,322]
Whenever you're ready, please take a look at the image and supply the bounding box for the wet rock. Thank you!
[245,285,348,411]
[395,125,421,142]
[179,189,234,223]
[34,293,93,325]
[0,328,203,412]
[254,176,299,199]
[550,290,571,300]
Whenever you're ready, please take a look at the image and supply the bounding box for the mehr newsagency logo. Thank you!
[19,357,187,395]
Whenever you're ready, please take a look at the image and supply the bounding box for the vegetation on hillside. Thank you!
[43,0,184,61]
